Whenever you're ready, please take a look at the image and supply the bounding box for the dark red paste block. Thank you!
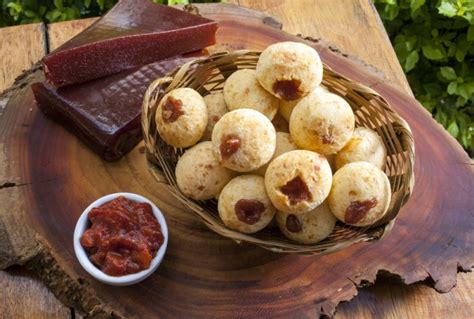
[32,55,194,161]
[43,0,217,87]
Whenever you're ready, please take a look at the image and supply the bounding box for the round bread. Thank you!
[223,69,279,120]
[175,142,236,200]
[265,150,332,214]
[276,201,336,244]
[289,90,355,155]
[335,127,387,170]
[256,41,323,101]
[328,162,391,227]
[254,132,298,176]
[200,92,228,141]
[155,88,208,148]
[279,98,300,122]
[218,175,276,233]
[279,87,327,122]
[212,109,276,172]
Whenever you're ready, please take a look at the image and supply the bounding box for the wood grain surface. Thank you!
[0,23,46,93]
[47,18,98,51]
[0,2,472,318]
[0,267,71,319]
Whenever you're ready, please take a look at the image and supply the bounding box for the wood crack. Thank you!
[297,34,386,80]
[0,178,60,190]
[0,181,32,189]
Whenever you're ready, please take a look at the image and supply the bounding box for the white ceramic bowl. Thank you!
[73,192,168,286]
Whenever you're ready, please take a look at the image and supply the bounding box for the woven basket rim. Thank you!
[141,50,415,255]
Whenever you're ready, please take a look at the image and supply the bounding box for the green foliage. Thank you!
[1,0,114,25]
[0,0,219,27]
[374,0,474,155]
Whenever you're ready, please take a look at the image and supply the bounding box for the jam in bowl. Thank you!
[73,192,168,285]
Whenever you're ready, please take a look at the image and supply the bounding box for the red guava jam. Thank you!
[80,196,164,276]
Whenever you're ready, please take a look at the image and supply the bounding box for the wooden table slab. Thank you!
[0,1,472,318]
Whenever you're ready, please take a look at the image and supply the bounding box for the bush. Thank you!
[374,0,473,155]
[0,0,219,26]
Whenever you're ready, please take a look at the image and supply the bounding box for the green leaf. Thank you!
[422,43,446,60]
[39,5,47,16]
[384,3,400,20]
[85,0,92,8]
[456,47,467,62]
[458,84,471,100]
[53,0,63,10]
[448,82,458,95]
[45,9,62,22]
[447,43,457,57]
[440,66,457,81]
[465,82,474,95]
[23,10,36,18]
[436,110,448,126]
[97,0,105,10]
[410,0,425,12]
[7,2,22,12]
[405,50,419,72]
[438,2,457,17]
[456,95,468,106]
[447,121,459,138]
[468,25,474,42]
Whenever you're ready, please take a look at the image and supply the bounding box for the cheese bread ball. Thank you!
[218,175,276,233]
[335,127,387,170]
[279,87,328,122]
[254,132,298,176]
[265,150,332,214]
[279,98,300,122]
[256,41,323,101]
[200,92,228,141]
[212,109,276,172]
[276,201,336,244]
[290,90,355,155]
[176,142,236,200]
[328,162,391,227]
[155,88,208,148]
[223,69,279,120]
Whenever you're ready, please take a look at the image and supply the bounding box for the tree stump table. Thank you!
[0,1,473,318]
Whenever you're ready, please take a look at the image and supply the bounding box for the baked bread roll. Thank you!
[212,109,276,172]
[335,127,386,170]
[276,201,336,244]
[201,92,228,141]
[176,141,236,200]
[155,88,207,148]
[223,69,279,120]
[328,161,391,227]
[256,41,323,101]
[290,90,355,155]
[265,150,332,214]
[218,175,276,233]
[254,132,298,176]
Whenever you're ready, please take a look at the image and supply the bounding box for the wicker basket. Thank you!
[142,50,415,255]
